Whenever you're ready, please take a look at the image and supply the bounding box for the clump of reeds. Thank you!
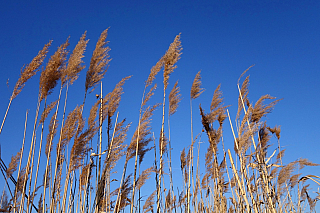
[0,29,319,213]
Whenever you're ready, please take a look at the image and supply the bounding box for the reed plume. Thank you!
[236,75,250,120]
[156,34,182,213]
[39,38,69,101]
[236,65,254,118]
[62,32,88,86]
[104,119,130,171]
[93,77,131,206]
[85,29,111,96]
[0,41,52,136]
[136,166,153,191]
[144,34,181,88]
[165,189,176,212]
[0,190,9,212]
[163,34,182,90]
[250,94,281,123]
[70,121,94,171]
[13,41,52,100]
[45,112,59,157]
[102,77,131,120]
[112,174,132,212]
[15,167,27,200]
[142,190,156,213]
[37,194,43,213]
[6,149,21,178]
[80,164,92,191]
[101,76,131,148]
[167,80,181,211]
[60,105,83,150]
[127,104,159,163]
[169,80,182,116]
[95,118,130,212]
[39,100,58,125]
[190,71,204,100]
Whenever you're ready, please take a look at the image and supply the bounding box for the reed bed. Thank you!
[0,29,319,213]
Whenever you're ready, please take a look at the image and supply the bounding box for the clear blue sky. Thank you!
[0,0,319,211]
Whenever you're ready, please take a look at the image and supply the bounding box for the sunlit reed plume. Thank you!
[142,190,156,213]
[39,100,58,125]
[40,38,69,101]
[190,71,204,100]
[85,29,111,95]
[45,112,58,156]
[62,32,89,86]
[163,34,182,90]
[102,76,131,124]
[12,41,52,100]
[111,174,132,212]
[169,80,182,116]
[127,104,159,163]
[6,149,22,178]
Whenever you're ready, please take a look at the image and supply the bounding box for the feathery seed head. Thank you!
[6,149,21,178]
[191,71,204,100]
[62,32,89,86]
[85,28,111,94]
[45,112,58,156]
[163,34,182,89]
[39,100,58,125]
[169,80,182,116]
[12,41,52,99]
[40,38,69,101]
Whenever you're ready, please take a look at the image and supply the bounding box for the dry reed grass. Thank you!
[0,29,319,213]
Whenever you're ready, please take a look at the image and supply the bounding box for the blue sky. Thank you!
[0,0,319,211]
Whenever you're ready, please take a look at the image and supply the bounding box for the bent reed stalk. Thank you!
[1,30,319,213]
